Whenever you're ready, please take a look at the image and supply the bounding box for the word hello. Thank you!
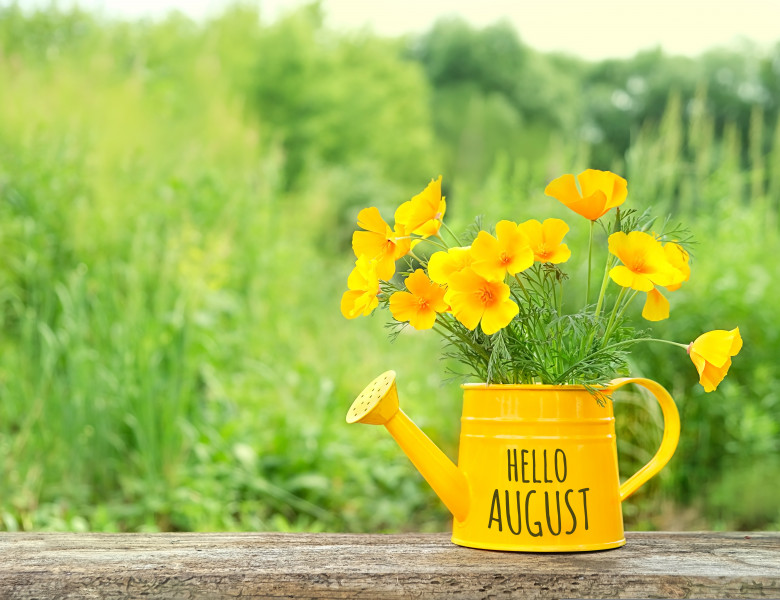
[487,448,590,536]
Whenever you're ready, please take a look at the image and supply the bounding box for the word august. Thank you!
[487,449,590,537]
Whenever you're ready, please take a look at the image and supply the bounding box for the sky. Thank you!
[16,0,780,60]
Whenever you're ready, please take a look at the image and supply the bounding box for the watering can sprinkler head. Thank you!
[346,370,470,522]
[346,370,399,425]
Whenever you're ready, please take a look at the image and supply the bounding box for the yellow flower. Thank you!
[340,256,381,319]
[663,242,691,292]
[545,169,628,221]
[688,328,743,392]
[470,221,533,281]
[351,207,410,279]
[394,175,446,238]
[389,269,448,330]
[608,231,684,292]
[517,218,571,264]
[445,268,519,335]
[427,246,474,285]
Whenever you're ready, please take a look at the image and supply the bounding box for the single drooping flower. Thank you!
[688,328,743,392]
[642,287,670,321]
[517,218,571,264]
[445,268,519,335]
[427,246,474,285]
[470,221,533,281]
[352,207,410,279]
[389,269,448,330]
[545,169,628,221]
[608,231,684,292]
[394,175,446,238]
[340,256,381,319]
[663,242,691,292]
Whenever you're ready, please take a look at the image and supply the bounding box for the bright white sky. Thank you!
[17,0,780,60]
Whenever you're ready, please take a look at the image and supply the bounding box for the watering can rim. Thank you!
[461,382,611,391]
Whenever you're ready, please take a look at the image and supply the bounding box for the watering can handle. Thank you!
[608,377,681,502]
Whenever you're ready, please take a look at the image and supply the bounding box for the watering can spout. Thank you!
[346,371,470,522]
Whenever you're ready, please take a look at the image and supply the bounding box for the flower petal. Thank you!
[698,356,731,392]
[642,288,670,321]
[609,265,654,291]
[448,292,483,331]
[578,169,627,209]
[389,291,419,323]
[544,174,580,206]
[481,298,519,335]
[409,306,437,330]
[341,290,378,319]
[357,207,388,235]
[547,244,571,264]
[691,329,742,368]
[403,269,431,297]
[428,247,472,285]
[351,230,385,261]
[664,242,690,292]
[470,231,506,281]
[541,218,570,246]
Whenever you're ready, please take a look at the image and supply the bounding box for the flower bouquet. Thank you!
[341,170,743,552]
[341,170,742,392]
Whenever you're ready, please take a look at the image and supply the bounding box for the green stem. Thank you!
[642,338,689,349]
[436,315,491,362]
[602,286,627,343]
[440,221,463,246]
[594,254,614,318]
[556,277,564,373]
[602,289,638,346]
[554,337,688,384]
[407,247,424,265]
[513,274,532,303]
[587,220,594,304]
[557,278,564,319]
[423,235,449,251]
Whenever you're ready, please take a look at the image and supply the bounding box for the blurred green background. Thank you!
[0,2,778,533]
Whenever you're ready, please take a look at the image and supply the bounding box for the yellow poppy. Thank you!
[470,221,533,281]
[445,268,519,335]
[389,269,449,330]
[688,328,743,392]
[663,242,691,292]
[394,175,446,238]
[608,231,684,292]
[517,218,571,264]
[545,169,628,221]
[427,246,474,285]
[351,207,410,279]
[340,257,381,319]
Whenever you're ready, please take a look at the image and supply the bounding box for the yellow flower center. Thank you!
[479,285,495,306]
[499,252,511,265]
[417,297,429,310]
[631,258,647,273]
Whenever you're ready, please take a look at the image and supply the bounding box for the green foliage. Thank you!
[248,5,438,188]
[0,3,777,534]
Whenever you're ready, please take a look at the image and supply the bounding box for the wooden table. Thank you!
[1,532,778,598]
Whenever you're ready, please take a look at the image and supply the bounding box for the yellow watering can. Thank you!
[347,371,680,552]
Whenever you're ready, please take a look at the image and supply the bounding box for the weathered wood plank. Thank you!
[0,532,777,599]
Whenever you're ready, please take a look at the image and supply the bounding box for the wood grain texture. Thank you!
[0,532,777,599]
